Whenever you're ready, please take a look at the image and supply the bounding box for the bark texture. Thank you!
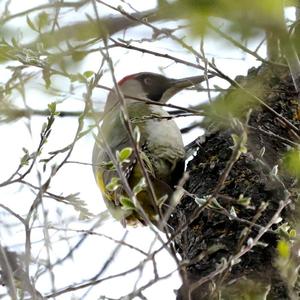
[169,64,300,299]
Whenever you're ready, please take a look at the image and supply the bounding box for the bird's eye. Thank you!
[143,77,152,86]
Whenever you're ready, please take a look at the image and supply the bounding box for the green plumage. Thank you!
[92,102,185,226]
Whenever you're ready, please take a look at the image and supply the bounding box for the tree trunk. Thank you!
[169,64,300,299]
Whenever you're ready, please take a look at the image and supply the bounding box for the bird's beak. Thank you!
[161,74,213,103]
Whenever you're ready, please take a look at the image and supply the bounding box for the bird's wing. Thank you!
[92,103,184,225]
[93,104,157,186]
[92,107,150,223]
[93,138,138,223]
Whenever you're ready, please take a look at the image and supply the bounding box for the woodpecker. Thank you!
[92,72,208,228]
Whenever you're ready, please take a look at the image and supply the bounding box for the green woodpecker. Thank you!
[92,72,208,227]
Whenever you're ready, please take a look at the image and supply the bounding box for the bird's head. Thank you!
[104,72,211,112]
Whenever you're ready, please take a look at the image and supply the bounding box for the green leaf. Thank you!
[48,102,57,114]
[174,0,282,37]
[231,131,247,154]
[106,177,120,192]
[204,85,261,129]
[120,196,135,210]
[117,147,133,162]
[100,160,115,170]
[276,223,292,239]
[37,12,49,30]
[26,15,37,31]
[237,194,251,206]
[289,229,296,238]
[83,71,94,78]
[70,73,86,83]
[283,148,300,178]
[277,240,290,259]
[20,148,30,166]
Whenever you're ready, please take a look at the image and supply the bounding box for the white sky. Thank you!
[1,1,293,299]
